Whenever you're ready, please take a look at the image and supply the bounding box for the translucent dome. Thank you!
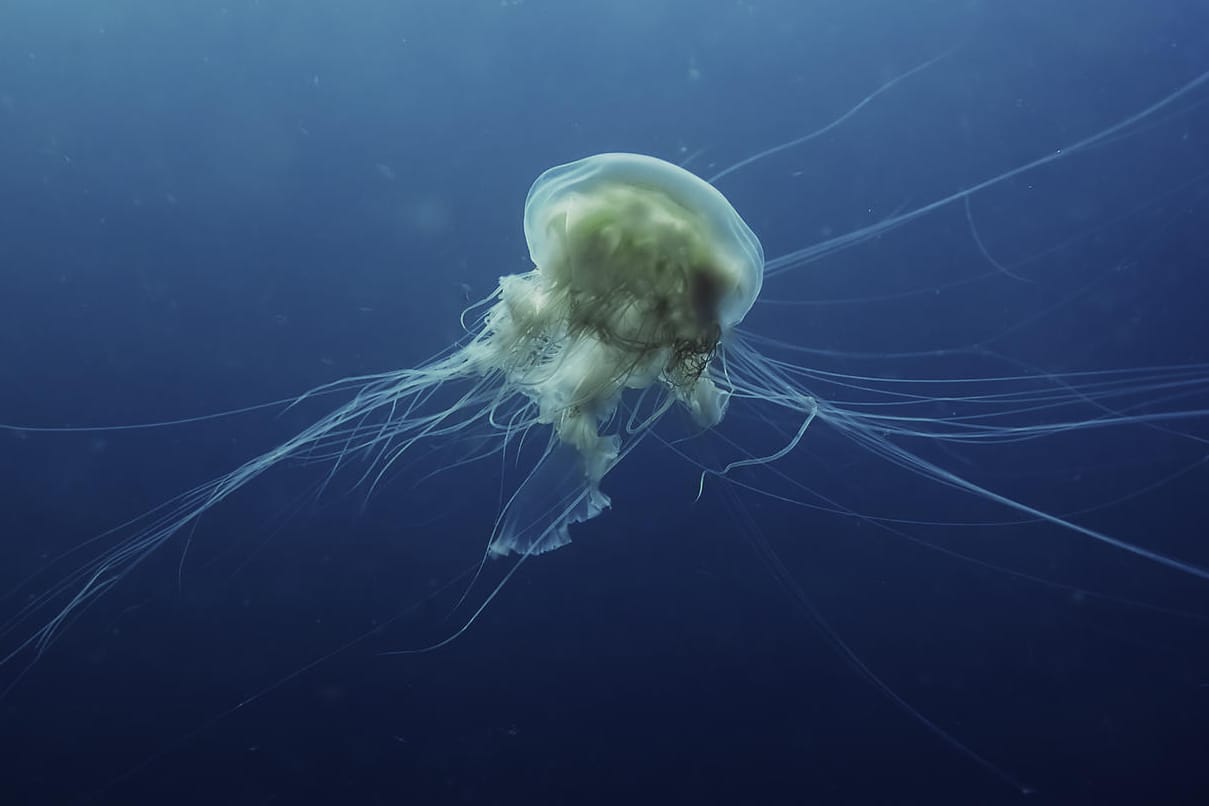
[523,152,765,331]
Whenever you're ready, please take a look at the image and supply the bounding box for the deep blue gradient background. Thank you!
[2,2,1209,804]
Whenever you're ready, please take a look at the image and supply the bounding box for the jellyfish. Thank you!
[475,151,766,557]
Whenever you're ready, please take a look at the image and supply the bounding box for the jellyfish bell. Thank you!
[472,152,764,556]
[523,152,764,335]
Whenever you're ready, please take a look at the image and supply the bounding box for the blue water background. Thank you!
[2,1,1208,804]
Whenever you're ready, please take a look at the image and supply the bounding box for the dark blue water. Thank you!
[3,2,1209,804]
